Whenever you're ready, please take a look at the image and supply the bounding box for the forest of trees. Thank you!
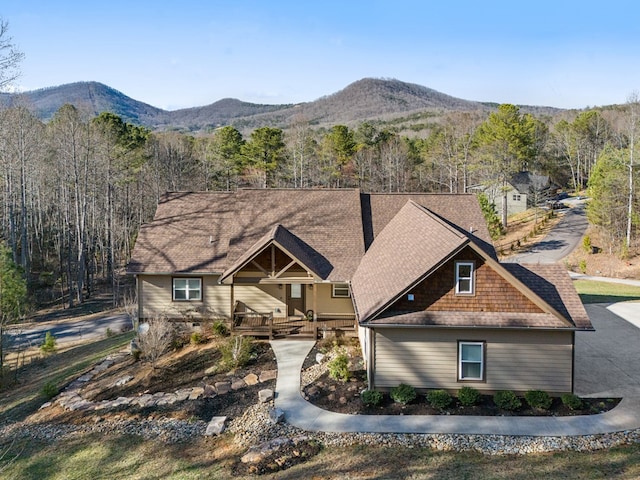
[0,97,637,312]
[0,15,636,320]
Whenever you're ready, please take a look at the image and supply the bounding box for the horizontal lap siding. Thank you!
[141,275,230,319]
[315,284,355,315]
[235,285,285,316]
[374,328,572,393]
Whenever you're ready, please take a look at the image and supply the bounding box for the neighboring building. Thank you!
[127,189,592,395]
[474,172,556,217]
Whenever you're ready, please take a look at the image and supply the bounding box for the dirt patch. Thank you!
[232,438,323,476]
[566,225,640,279]
[302,345,620,417]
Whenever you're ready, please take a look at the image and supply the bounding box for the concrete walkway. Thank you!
[272,309,640,436]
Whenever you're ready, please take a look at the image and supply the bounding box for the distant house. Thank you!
[127,189,592,395]
[474,172,557,217]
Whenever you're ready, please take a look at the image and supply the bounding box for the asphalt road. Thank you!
[503,201,589,264]
[5,313,131,351]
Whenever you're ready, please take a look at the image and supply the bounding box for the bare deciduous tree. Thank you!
[0,19,24,91]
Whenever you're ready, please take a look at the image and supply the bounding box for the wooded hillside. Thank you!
[0,82,637,313]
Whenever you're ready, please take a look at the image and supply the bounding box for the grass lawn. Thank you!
[2,435,640,479]
[573,280,640,304]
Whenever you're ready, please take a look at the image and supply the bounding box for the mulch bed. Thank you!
[302,345,620,417]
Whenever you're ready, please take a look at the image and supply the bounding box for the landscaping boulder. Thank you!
[269,407,285,424]
[205,416,227,436]
[258,388,274,403]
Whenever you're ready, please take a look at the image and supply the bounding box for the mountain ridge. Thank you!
[0,78,563,132]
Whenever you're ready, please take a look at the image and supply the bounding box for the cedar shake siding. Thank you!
[388,247,544,315]
[373,328,573,394]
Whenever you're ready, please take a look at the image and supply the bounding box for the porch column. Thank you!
[229,282,235,330]
[312,283,318,338]
[136,275,143,322]
[312,283,317,320]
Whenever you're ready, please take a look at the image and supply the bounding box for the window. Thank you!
[173,278,202,301]
[512,194,521,201]
[332,283,350,298]
[455,261,475,295]
[290,283,302,299]
[459,341,485,381]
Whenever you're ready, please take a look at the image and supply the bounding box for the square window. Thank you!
[455,261,475,295]
[332,283,350,298]
[459,341,484,381]
[173,278,202,301]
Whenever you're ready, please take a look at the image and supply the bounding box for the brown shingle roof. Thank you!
[128,189,365,280]
[367,311,571,328]
[364,193,496,258]
[127,189,590,331]
[504,263,593,330]
[351,200,469,323]
[127,192,235,273]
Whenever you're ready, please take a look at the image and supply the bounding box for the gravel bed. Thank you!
[227,402,640,455]
[0,417,207,445]
[4,399,640,455]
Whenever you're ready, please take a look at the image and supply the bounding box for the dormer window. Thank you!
[455,261,475,295]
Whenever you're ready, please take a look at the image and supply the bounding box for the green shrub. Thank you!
[561,393,583,411]
[212,320,229,337]
[190,331,203,344]
[457,386,482,407]
[105,327,115,338]
[579,259,587,274]
[493,390,521,411]
[361,389,383,407]
[426,389,452,410]
[525,390,552,410]
[40,331,57,354]
[390,384,417,405]
[219,335,254,370]
[41,381,58,399]
[327,353,351,382]
[582,235,592,253]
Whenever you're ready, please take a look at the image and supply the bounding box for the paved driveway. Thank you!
[5,313,131,351]
[575,303,640,398]
[504,203,588,264]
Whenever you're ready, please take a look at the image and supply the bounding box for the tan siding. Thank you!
[140,275,230,319]
[235,285,286,318]
[374,328,573,394]
[315,284,355,315]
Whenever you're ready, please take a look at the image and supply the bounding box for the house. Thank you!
[474,171,556,217]
[127,189,592,395]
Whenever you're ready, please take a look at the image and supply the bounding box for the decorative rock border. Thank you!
[42,351,278,413]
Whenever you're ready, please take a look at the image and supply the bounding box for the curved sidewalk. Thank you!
[271,340,640,436]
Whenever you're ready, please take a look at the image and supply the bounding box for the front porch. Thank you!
[232,305,356,339]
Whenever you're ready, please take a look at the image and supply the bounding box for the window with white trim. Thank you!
[458,341,484,381]
[332,283,350,298]
[173,278,202,301]
[455,261,475,294]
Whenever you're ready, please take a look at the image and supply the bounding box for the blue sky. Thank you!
[3,1,639,110]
